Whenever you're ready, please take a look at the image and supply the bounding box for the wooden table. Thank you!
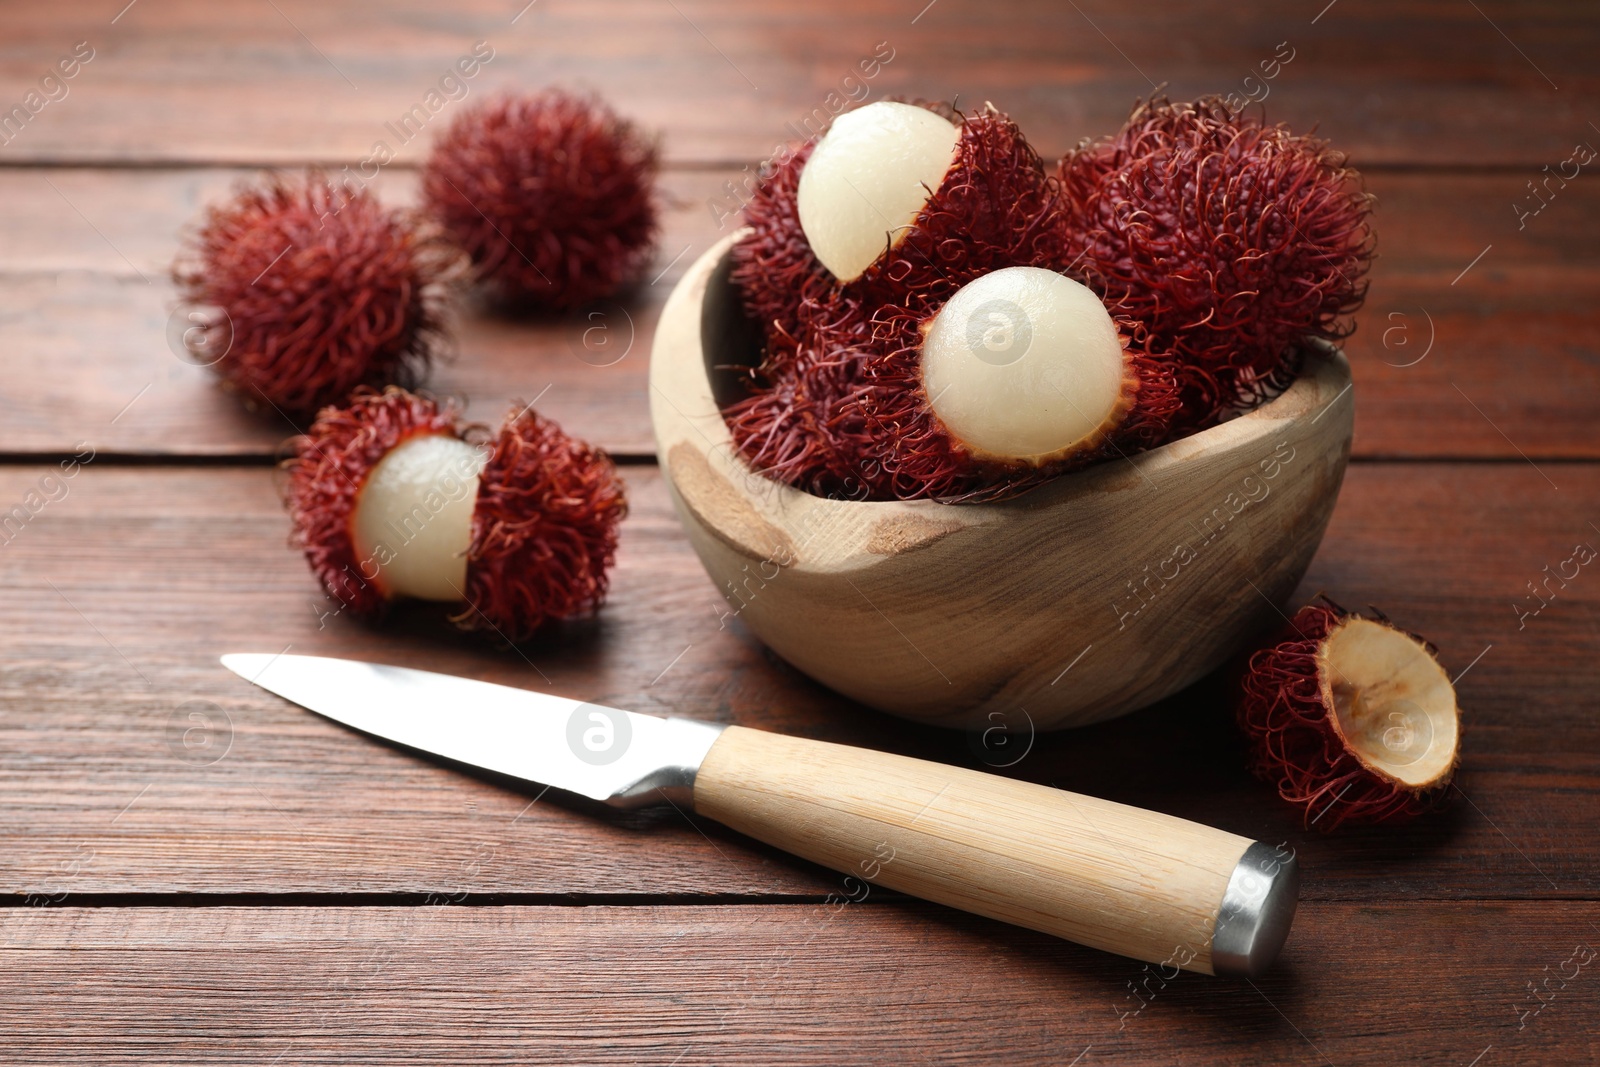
[2,2,1597,1063]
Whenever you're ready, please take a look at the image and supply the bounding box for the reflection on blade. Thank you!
[221,653,723,806]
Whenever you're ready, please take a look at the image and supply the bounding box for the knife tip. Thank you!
[220,652,273,680]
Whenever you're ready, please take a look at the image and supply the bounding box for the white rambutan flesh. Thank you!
[920,267,1129,461]
[351,433,487,602]
[796,101,960,283]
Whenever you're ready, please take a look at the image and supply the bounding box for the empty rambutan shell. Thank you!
[1234,602,1461,831]
[285,387,626,641]
[422,89,660,309]
[1057,95,1374,427]
[173,170,458,416]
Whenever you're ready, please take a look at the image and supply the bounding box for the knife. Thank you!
[222,653,1297,977]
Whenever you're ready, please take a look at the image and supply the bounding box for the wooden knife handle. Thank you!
[691,726,1298,976]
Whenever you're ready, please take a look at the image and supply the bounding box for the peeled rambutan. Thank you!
[422,90,660,309]
[173,170,458,416]
[1057,95,1374,426]
[731,100,1068,334]
[1234,602,1461,832]
[849,266,1182,501]
[285,387,626,641]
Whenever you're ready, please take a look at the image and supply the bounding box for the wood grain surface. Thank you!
[1,0,1594,1062]
[3,902,1596,1065]
[0,0,1592,166]
[0,168,1595,459]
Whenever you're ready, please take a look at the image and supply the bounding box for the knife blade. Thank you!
[223,652,1298,978]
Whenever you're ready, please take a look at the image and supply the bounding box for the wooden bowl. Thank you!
[649,233,1354,731]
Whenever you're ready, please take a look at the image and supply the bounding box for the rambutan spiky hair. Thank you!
[720,294,892,501]
[729,140,823,346]
[284,387,626,641]
[1058,95,1374,426]
[423,89,660,309]
[173,170,458,415]
[1235,601,1461,832]
[455,403,628,640]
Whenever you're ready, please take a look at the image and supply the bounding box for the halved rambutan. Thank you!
[1057,96,1374,426]
[285,387,626,640]
[173,170,458,416]
[1234,602,1461,831]
[422,90,660,309]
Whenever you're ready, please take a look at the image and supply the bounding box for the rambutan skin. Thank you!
[456,404,628,641]
[174,171,457,416]
[1057,96,1374,426]
[284,387,460,617]
[1234,603,1451,832]
[423,90,660,309]
[729,140,822,349]
[721,293,893,501]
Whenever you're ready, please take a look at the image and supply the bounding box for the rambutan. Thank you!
[422,90,660,309]
[727,140,820,348]
[285,387,626,641]
[1234,602,1461,832]
[1057,96,1374,425]
[720,295,891,500]
[173,170,458,416]
[849,267,1182,501]
[731,101,1069,334]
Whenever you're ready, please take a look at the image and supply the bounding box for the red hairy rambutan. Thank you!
[1234,601,1461,832]
[728,140,820,349]
[285,387,626,641]
[173,170,458,416]
[720,294,891,500]
[423,90,660,309]
[1057,96,1374,426]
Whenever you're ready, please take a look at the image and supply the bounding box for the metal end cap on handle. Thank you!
[1210,841,1300,979]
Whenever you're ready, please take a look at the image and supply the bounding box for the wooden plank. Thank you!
[2,902,1597,1065]
[0,0,1591,167]
[1,463,1595,900]
[0,167,1595,459]
[0,165,722,458]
